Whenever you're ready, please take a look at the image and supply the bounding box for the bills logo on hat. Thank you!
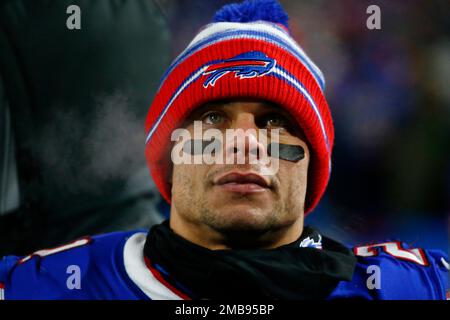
[202,51,276,88]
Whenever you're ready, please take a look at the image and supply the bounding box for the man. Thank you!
[0,0,448,300]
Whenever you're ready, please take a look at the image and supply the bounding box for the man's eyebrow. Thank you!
[186,103,225,120]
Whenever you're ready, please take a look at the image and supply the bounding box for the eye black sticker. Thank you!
[182,139,305,162]
[267,143,305,162]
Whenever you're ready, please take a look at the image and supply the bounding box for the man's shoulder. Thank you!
[330,240,449,300]
[0,229,148,300]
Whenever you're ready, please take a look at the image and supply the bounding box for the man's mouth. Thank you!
[214,171,272,194]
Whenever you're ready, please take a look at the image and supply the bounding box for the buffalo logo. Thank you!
[202,51,276,88]
[299,234,323,249]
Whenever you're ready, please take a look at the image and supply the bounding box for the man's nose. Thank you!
[232,113,257,132]
[225,114,268,161]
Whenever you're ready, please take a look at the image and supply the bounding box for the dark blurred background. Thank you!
[0,0,448,256]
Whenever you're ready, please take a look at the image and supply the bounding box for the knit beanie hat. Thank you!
[144,0,334,215]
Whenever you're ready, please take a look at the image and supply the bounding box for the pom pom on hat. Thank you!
[213,0,289,31]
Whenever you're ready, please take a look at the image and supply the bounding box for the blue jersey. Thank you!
[0,230,448,300]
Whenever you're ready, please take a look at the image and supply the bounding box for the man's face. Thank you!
[170,99,310,245]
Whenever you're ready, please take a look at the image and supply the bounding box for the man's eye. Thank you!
[262,114,288,129]
[202,112,225,125]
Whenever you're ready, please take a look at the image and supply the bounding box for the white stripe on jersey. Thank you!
[19,238,90,264]
[442,257,449,270]
[123,232,183,300]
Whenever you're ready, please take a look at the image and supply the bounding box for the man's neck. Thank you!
[169,215,304,250]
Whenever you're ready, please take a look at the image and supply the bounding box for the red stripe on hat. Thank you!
[205,59,268,72]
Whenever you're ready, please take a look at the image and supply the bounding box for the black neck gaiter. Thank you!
[143,221,356,300]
